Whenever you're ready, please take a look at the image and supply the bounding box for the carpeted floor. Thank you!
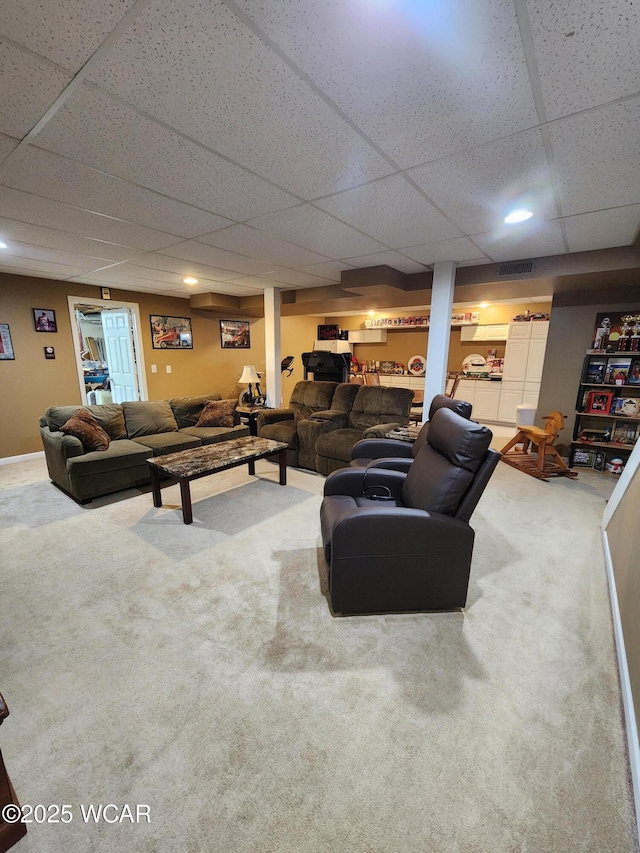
[0,453,637,852]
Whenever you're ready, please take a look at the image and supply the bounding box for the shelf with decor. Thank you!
[569,350,640,474]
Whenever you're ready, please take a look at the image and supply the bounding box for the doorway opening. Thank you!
[67,295,149,405]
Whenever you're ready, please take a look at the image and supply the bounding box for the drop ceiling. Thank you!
[0,0,638,301]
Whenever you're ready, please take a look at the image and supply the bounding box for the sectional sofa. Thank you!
[39,394,248,503]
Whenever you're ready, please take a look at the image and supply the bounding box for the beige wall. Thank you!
[0,274,318,458]
[335,303,550,372]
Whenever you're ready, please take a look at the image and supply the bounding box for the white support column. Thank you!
[263,287,282,408]
[423,261,456,421]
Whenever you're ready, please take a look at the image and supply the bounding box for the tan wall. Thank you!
[606,458,640,734]
[0,274,317,458]
[334,303,550,372]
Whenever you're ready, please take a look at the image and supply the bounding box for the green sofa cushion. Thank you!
[46,404,127,440]
[66,439,152,477]
[131,433,201,455]
[122,400,178,438]
[170,394,222,428]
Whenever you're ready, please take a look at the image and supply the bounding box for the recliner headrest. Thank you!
[427,408,492,472]
[428,394,472,421]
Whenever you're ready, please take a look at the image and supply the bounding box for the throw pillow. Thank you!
[60,408,111,452]
[195,399,237,428]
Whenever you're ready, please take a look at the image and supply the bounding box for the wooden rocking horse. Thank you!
[500,411,578,480]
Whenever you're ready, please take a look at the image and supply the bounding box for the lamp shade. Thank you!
[239,364,260,384]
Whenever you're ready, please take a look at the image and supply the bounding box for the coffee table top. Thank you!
[148,436,287,477]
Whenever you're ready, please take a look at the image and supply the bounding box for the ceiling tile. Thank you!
[128,252,250,282]
[70,273,182,293]
[402,237,490,266]
[0,263,69,281]
[0,134,18,163]
[248,205,386,258]
[0,186,184,251]
[529,0,640,121]
[96,262,243,286]
[158,241,276,276]
[235,0,538,169]
[314,175,461,246]
[0,254,90,277]
[341,251,428,274]
[37,85,299,221]
[256,268,335,287]
[0,240,121,268]
[549,99,640,215]
[0,217,139,261]
[0,146,232,236]
[0,41,72,137]
[473,220,566,261]
[407,129,555,235]
[88,0,392,198]
[563,207,640,253]
[198,223,328,267]
[299,260,354,281]
[1,0,137,71]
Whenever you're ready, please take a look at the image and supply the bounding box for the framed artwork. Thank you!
[628,360,640,384]
[572,448,596,468]
[604,356,631,385]
[44,346,55,359]
[220,319,250,349]
[585,390,614,414]
[0,323,15,360]
[317,324,339,341]
[150,315,193,349]
[33,308,57,332]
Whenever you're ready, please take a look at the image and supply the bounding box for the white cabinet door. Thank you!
[460,325,485,342]
[502,339,530,382]
[473,384,500,420]
[525,338,547,382]
[530,321,549,339]
[484,324,509,341]
[456,379,476,407]
[522,383,540,409]
[508,322,532,339]
[498,382,524,423]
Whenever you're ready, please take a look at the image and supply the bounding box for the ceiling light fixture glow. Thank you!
[504,209,533,224]
[183,277,198,285]
[0,241,7,249]
[368,310,376,316]
[480,302,489,309]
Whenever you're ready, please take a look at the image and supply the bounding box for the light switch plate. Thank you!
[151,364,157,373]
[166,365,172,373]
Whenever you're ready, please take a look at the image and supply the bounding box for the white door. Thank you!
[101,310,138,402]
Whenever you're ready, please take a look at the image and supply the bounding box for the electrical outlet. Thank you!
[166,365,172,373]
[151,364,157,373]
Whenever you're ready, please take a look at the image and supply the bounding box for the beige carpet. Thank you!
[0,454,637,852]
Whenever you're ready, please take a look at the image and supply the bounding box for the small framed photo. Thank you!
[573,448,596,468]
[150,315,193,349]
[44,346,55,359]
[220,319,250,349]
[605,357,631,385]
[585,390,614,414]
[33,308,57,332]
[628,360,640,385]
[0,323,15,360]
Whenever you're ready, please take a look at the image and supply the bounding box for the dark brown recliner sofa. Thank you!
[349,394,473,472]
[257,381,359,470]
[320,407,501,614]
[314,385,414,476]
[39,394,248,503]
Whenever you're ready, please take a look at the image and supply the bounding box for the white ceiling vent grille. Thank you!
[497,261,535,276]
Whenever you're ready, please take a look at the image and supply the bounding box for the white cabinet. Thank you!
[498,382,524,423]
[348,329,388,343]
[473,383,500,420]
[530,321,549,340]
[456,379,476,407]
[508,322,533,339]
[502,339,530,382]
[500,321,549,421]
[460,323,509,342]
[522,384,541,408]
[525,338,547,382]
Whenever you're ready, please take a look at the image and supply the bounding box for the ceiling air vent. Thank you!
[497,261,535,276]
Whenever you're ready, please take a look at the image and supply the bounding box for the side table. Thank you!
[237,405,270,436]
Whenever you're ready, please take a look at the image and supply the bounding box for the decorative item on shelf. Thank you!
[611,397,640,417]
[591,311,640,351]
[612,424,638,445]
[585,390,614,414]
[604,357,631,384]
[578,427,611,444]
[585,358,607,383]
[407,354,426,376]
[607,457,625,474]
[238,364,265,407]
[629,359,640,384]
[573,448,597,468]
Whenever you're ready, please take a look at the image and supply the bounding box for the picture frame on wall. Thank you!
[220,319,250,349]
[0,323,15,359]
[585,390,614,414]
[33,308,57,332]
[150,315,193,349]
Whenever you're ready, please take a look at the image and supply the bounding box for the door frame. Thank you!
[67,295,149,404]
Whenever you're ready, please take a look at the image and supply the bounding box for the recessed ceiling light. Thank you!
[368,310,376,316]
[0,241,7,249]
[504,209,533,224]
[183,277,198,285]
[480,302,489,309]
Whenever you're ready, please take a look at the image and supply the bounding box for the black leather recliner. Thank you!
[320,408,500,615]
[349,394,472,472]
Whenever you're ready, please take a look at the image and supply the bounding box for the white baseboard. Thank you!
[0,450,45,466]
[602,530,640,839]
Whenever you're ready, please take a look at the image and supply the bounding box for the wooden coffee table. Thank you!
[148,436,288,524]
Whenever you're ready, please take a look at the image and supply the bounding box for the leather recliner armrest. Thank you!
[323,466,406,498]
[351,438,413,460]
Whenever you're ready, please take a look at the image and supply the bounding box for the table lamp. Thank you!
[239,364,260,406]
